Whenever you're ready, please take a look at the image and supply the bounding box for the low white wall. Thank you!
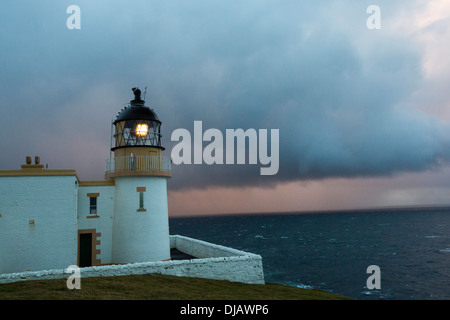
[0,235,265,285]
[170,235,253,258]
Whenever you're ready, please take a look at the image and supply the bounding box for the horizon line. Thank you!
[169,204,450,218]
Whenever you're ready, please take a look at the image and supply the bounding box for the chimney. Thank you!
[21,156,44,170]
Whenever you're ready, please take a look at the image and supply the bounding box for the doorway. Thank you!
[77,229,101,267]
[79,233,92,267]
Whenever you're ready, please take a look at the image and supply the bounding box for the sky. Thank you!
[1,1,450,216]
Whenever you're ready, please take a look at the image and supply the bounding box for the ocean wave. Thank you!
[254,234,266,239]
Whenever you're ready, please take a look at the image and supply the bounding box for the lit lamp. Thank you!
[135,123,149,137]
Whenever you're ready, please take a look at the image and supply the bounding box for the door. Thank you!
[79,233,92,267]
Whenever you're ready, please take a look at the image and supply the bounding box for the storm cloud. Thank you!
[1,0,449,192]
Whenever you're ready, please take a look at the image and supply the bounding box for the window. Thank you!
[86,193,100,215]
[90,197,97,215]
[137,187,146,212]
[139,192,144,210]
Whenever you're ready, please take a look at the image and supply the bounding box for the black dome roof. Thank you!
[114,88,160,124]
[114,103,160,123]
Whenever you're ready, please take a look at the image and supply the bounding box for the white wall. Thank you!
[0,176,78,273]
[169,235,265,284]
[170,235,251,258]
[112,176,170,263]
[0,235,265,285]
[77,185,115,264]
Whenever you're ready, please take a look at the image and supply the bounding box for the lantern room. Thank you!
[112,87,163,151]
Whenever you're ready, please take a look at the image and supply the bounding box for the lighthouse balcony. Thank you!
[105,155,172,179]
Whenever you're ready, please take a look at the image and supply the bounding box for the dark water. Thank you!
[169,208,450,300]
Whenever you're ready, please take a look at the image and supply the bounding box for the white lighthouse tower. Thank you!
[106,88,172,263]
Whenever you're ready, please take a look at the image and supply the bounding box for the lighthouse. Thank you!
[0,88,264,284]
[106,88,172,263]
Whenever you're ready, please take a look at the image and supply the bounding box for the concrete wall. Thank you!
[0,235,265,285]
[170,235,255,258]
[0,176,78,274]
[77,185,115,264]
[168,235,265,284]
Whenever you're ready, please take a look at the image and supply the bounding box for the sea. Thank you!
[169,208,450,300]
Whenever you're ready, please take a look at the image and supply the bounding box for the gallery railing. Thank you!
[105,156,171,175]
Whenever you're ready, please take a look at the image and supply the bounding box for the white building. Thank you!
[0,88,172,273]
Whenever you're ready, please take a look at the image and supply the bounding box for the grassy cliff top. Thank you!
[0,274,352,300]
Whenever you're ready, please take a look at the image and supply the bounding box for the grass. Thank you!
[0,274,353,300]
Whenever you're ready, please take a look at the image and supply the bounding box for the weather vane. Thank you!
[143,86,148,100]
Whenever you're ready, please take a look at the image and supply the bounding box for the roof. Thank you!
[114,88,161,124]
[0,163,115,186]
[0,164,79,178]
[114,101,161,124]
